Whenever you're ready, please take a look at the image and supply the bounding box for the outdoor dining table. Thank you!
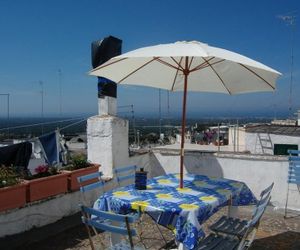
[94,173,257,250]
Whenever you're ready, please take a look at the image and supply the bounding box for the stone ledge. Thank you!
[152,147,288,162]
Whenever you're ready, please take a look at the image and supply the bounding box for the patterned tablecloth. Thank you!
[94,173,256,249]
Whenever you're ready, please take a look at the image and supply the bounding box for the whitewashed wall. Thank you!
[129,150,299,211]
[0,188,105,238]
[87,115,129,177]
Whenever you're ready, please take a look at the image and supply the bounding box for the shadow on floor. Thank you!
[251,231,300,250]
[18,224,88,250]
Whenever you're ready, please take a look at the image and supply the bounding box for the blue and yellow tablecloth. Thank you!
[94,173,256,249]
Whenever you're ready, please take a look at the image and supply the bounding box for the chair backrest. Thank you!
[251,182,273,219]
[259,182,274,198]
[248,183,273,221]
[287,150,300,185]
[250,194,271,227]
[77,171,105,193]
[114,165,137,186]
[80,204,138,249]
[236,194,271,250]
[258,182,274,205]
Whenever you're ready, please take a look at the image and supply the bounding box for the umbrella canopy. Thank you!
[89,40,281,188]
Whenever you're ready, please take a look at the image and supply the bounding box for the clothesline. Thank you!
[0,117,88,132]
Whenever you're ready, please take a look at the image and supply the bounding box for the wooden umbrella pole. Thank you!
[180,57,189,188]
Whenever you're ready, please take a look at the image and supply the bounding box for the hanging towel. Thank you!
[38,132,59,165]
[0,141,32,168]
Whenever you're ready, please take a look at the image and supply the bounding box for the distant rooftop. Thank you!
[245,124,300,136]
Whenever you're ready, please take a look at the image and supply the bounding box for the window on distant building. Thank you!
[274,144,298,155]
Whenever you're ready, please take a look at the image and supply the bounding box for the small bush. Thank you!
[64,154,90,171]
[0,165,20,188]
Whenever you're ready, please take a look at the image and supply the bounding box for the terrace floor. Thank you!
[17,206,300,250]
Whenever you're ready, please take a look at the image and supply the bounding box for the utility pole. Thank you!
[58,69,62,117]
[137,130,140,148]
[39,81,44,134]
[217,123,220,152]
[278,12,296,117]
[131,104,137,145]
[158,89,162,136]
[167,90,170,134]
[0,93,10,139]
[237,119,239,152]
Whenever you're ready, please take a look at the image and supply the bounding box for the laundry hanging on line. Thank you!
[0,141,32,169]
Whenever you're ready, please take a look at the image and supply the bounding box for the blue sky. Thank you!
[0,0,299,118]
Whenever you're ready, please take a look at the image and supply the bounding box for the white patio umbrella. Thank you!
[89,41,281,188]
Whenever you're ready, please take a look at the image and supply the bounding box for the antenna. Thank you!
[167,90,170,125]
[278,11,296,117]
[167,90,171,135]
[131,104,136,145]
[58,69,62,117]
[39,80,44,134]
[158,89,162,135]
[0,93,10,138]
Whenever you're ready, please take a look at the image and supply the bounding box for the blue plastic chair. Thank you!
[200,191,272,250]
[285,150,300,218]
[80,205,145,250]
[114,165,137,187]
[209,183,273,247]
[114,165,168,247]
[77,171,109,237]
[77,171,106,206]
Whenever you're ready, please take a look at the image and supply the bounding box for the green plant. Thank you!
[65,154,91,171]
[0,165,20,188]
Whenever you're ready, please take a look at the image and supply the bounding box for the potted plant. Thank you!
[0,165,27,212]
[62,154,100,191]
[25,164,68,202]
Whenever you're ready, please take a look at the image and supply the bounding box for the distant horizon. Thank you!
[0,109,294,120]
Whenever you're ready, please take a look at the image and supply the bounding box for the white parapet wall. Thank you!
[0,179,117,238]
[130,150,300,211]
[0,189,97,238]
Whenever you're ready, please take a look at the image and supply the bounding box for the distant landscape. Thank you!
[0,114,277,142]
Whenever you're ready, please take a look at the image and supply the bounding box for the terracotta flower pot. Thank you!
[0,182,27,212]
[62,164,100,191]
[26,173,69,202]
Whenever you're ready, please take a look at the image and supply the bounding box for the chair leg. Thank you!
[138,213,168,248]
[84,223,96,250]
[154,223,168,245]
[284,183,290,219]
[92,226,107,249]
[245,227,257,248]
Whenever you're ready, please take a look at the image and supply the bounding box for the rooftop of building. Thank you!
[5,206,299,250]
[245,124,300,137]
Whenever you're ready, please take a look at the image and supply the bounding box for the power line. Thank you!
[159,89,161,135]
[58,69,62,117]
[39,80,44,133]
[0,93,10,138]
[0,117,87,132]
[59,118,87,131]
[278,11,297,117]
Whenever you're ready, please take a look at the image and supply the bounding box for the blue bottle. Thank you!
[135,167,147,190]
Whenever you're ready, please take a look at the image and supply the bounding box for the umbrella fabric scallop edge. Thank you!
[89,40,281,188]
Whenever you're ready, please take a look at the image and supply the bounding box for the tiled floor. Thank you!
[21,206,300,250]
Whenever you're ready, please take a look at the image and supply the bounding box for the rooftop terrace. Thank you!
[6,206,300,250]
